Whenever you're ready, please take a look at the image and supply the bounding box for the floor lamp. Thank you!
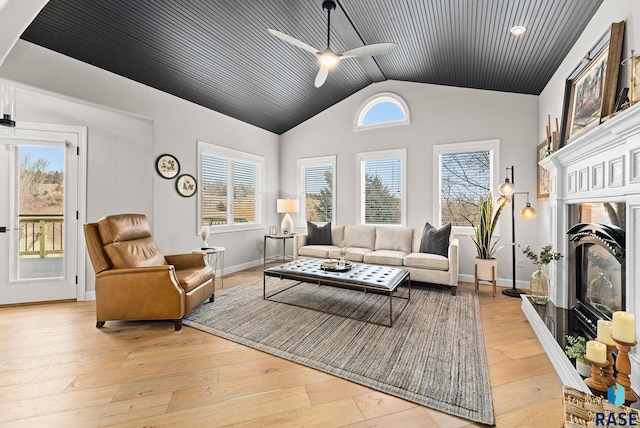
[496,165,537,297]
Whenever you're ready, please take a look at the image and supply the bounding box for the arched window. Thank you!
[354,92,410,131]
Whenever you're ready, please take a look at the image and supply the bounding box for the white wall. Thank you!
[280,80,540,286]
[537,0,640,236]
[0,40,281,295]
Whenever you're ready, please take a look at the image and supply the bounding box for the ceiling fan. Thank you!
[268,0,397,88]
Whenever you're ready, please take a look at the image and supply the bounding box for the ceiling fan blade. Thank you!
[339,43,397,59]
[268,29,320,56]
[314,66,329,88]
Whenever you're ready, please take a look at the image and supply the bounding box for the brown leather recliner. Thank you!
[83,214,214,331]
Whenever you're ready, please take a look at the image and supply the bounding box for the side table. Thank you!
[193,247,225,289]
[263,234,294,266]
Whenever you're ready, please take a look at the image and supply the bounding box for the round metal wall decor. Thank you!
[155,154,180,179]
[176,174,197,197]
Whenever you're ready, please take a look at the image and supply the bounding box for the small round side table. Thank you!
[193,247,225,289]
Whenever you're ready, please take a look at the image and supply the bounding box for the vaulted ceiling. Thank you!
[20,0,603,134]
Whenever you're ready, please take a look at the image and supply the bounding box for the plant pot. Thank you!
[475,258,497,281]
[576,359,591,378]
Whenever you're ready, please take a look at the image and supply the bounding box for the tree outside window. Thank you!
[434,140,499,230]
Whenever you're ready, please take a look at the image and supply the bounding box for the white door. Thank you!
[0,124,85,304]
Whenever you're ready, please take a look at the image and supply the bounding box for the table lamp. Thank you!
[277,198,299,235]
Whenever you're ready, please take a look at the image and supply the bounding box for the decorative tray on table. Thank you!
[321,259,352,272]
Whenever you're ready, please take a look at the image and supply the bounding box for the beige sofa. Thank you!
[293,224,459,295]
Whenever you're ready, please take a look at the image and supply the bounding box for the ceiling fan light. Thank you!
[510,25,526,36]
[318,51,338,68]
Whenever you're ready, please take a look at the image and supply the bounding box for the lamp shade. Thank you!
[495,195,510,207]
[277,199,299,213]
[498,179,515,197]
[520,203,537,220]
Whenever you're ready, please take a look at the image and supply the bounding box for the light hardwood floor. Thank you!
[0,264,564,427]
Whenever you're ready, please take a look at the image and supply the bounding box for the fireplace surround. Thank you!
[527,103,640,392]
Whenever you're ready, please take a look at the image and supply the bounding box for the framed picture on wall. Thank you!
[559,21,625,147]
[536,140,550,200]
[176,174,197,197]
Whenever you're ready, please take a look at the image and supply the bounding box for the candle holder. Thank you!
[612,336,639,404]
[584,355,609,394]
[602,344,616,387]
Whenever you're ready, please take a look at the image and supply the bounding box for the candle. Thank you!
[596,320,616,346]
[612,311,636,343]
[586,340,607,364]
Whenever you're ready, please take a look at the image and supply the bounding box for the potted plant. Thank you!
[468,194,507,280]
[565,335,590,377]
[522,244,562,304]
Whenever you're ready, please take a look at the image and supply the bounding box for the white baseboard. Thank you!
[84,291,96,301]
[458,274,530,290]
[220,259,263,276]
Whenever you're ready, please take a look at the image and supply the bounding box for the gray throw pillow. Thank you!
[419,222,451,257]
[307,221,332,245]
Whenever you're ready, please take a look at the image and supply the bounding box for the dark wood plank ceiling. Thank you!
[20,0,603,135]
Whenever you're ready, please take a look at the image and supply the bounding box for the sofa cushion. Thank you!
[375,227,412,253]
[420,222,452,257]
[299,245,338,259]
[364,250,407,267]
[331,225,345,246]
[328,247,371,262]
[342,225,376,249]
[404,253,449,271]
[307,221,332,245]
[411,228,423,253]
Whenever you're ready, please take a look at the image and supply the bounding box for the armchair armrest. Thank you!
[448,238,459,288]
[165,253,208,270]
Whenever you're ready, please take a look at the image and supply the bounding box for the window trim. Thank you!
[197,140,265,234]
[356,148,407,227]
[433,139,501,235]
[297,155,337,227]
[354,92,410,132]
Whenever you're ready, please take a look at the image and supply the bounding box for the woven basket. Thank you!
[563,386,639,427]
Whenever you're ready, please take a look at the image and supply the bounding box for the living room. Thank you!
[1,0,640,426]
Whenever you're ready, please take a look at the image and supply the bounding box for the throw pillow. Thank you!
[307,221,332,245]
[419,222,452,257]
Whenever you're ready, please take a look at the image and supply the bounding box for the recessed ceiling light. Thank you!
[510,25,526,36]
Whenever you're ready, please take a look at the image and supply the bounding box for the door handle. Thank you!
[0,226,6,233]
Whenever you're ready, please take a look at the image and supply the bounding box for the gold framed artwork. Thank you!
[537,140,550,200]
[559,21,625,147]
[631,54,640,106]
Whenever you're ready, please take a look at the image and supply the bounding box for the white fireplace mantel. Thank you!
[535,102,640,390]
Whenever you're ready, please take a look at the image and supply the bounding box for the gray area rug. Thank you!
[184,277,495,425]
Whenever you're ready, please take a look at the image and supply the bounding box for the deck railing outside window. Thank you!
[19,215,64,258]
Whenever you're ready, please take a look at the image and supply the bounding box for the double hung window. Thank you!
[198,141,264,231]
[357,149,406,226]
[434,139,500,231]
[297,156,336,226]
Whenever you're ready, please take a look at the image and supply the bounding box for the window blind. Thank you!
[201,153,228,226]
[363,157,402,225]
[304,164,333,223]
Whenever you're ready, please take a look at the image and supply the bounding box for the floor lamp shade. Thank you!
[277,199,299,234]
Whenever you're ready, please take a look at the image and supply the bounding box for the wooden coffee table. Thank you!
[263,258,410,327]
